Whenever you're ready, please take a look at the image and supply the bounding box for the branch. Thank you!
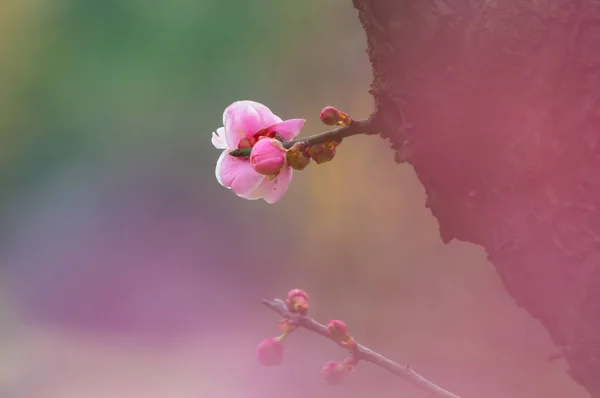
[262,298,463,398]
[230,118,376,157]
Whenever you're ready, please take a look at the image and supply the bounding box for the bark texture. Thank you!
[353,0,600,396]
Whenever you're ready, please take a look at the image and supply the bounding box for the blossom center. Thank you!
[238,128,279,150]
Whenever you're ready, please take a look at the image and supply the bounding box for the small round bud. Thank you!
[286,288,309,315]
[250,138,287,176]
[285,143,311,171]
[256,338,284,366]
[320,106,342,126]
[321,361,346,385]
[307,142,337,164]
[326,320,349,341]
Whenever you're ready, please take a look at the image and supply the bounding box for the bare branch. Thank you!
[262,298,463,398]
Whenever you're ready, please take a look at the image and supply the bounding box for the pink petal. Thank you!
[262,166,293,204]
[231,165,266,196]
[215,150,229,187]
[211,127,228,150]
[238,178,270,200]
[223,101,282,148]
[239,166,294,202]
[267,119,305,140]
[223,100,282,127]
[216,152,265,195]
[240,166,293,203]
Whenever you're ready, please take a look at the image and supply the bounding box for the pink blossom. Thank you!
[256,337,284,366]
[212,101,305,204]
[250,138,287,176]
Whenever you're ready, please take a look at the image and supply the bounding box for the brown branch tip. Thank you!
[258,289,463,398]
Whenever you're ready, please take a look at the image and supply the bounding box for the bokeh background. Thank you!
[0,1,589,397]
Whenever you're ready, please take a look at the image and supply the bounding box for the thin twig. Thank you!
[262,298,463,398]
[230,118,375,157]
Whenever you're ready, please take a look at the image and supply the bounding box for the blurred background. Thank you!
[0,1,589,397]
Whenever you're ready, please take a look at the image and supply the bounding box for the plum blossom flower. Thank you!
[212,101,305,204]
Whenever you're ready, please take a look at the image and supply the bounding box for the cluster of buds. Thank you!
[284,105,352,171]
[320,319,359,384]
[256,288,309,367]
[285,140,340,170]
[256,288,360,386]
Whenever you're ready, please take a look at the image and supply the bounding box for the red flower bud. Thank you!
[321,361,346,385]
[250,138,287,176]
[320,106,341,126]
[256,338,284,366]
[286,289,309,315]
[326,320,350,341]
[320,106,352,126]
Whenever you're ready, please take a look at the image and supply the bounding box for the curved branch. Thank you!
[262,298,463,398]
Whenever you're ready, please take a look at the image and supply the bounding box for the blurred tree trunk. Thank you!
[353,0,600,396]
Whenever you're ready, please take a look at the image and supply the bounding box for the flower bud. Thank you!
[256,337,285,366]
[326,320,350,341]
[319,106,352,126]
[286,288,309,315]
[307,142,337,164]
[285,143,311,171]
[320,106,341,125]
[321,361,346,385]
[250,138,286,176]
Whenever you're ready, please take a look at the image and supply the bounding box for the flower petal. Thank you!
[267,119,306,140]
[223,100,282,127]
[232,168,266,196]
[217,152,264,195]
[238,181,268,200]
[239,166,293,203]
[223,101,283,148]
[262,166,293,204]
[215,150,229,187]
[211,127,228,150]
[239,175,271,200]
